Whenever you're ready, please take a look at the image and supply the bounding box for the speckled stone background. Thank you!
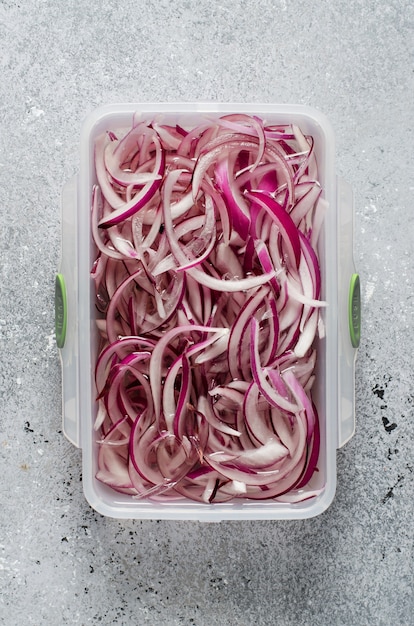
[1,1,413,624]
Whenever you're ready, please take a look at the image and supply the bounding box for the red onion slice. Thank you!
[97,133,165,228]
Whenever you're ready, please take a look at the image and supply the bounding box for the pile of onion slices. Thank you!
[91,113,327,504]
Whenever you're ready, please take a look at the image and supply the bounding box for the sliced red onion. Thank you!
[245,190,301,269]
[163,169,275,292]
[290,182,322,228]
[91,186,127,260]
[91,113,326,504]
[97,133,165,228]
[149,324,227,421]
[104,141,162,188]
[197,395,242,437]
[250,318,298,414]
[227,287,269,380]
[282,368,316,441]
[215,157,251,239]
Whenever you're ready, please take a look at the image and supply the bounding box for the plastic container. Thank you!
[56,103,360,521]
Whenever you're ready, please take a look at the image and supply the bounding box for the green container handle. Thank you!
[348,273,361,349]
[55,273,67,349]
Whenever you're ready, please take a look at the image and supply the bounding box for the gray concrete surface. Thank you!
[0,1,413,624]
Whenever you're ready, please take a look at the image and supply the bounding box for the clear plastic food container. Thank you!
[56,103,360,521]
